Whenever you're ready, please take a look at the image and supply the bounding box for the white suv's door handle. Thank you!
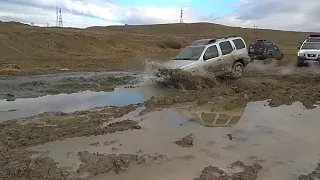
[217,59,222,61]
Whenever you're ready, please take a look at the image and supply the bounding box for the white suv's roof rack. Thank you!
[190,35,239,46]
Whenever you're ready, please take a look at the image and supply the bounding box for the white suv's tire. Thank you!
[232,62,244,77]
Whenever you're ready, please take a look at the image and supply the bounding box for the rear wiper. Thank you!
[174,58,190,60]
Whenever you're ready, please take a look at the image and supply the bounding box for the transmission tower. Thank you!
[253,24,258,39]
[58,8,63,27]
[180,7,183,23]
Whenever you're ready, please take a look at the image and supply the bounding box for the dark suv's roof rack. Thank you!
[309,34,320,38]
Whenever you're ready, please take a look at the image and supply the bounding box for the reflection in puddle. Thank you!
[177,102,245,127]
[0,86,157,121]
[28,101,320,180]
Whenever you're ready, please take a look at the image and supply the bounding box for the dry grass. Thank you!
[0,21,315,75]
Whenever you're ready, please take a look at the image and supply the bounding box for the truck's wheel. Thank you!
[297,62,304,67]
[232,62,244,77]
[277,54,284,60]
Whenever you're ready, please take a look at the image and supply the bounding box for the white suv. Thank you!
[297,35,320,66]
[161,36,251,77]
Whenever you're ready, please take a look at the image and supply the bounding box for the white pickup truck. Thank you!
[297,34,320,67]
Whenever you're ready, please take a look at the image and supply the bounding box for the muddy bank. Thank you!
[144,73,320,114]
[0,149,68,180]
[0,104,145,180]
[77,151,167,177]
[0,71,139,100]
[0,104,141,150]
[194,161,262,180]
[298,163,320,180]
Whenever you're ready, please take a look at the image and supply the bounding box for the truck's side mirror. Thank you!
[297,47,300,49]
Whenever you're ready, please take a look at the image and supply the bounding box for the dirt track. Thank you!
[1,22,320,180]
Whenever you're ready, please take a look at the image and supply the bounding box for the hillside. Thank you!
[0,21,312,75]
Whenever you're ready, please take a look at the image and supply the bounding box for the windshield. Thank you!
[174,46,205,60]
[301,43,320,50]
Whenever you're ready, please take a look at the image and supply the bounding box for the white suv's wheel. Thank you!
[232,62,244,77]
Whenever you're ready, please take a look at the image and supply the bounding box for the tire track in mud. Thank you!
[0,71,141,100]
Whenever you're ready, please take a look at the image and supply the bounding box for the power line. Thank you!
[56,6,59,27]
[180,7,183,23]
[253,24,258,39]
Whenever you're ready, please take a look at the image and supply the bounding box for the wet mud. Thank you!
[298,163,320,180]
[194,161,262,180]
[1,66,320,180]
[77,151,166,177]
[175,134,194,148]
[0,72,139,100]
[0,149,68,180]
[145,71,320,114]
[0,104,141,149]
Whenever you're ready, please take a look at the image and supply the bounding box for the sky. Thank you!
[0,0,320,31]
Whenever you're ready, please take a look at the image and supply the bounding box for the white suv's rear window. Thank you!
[232,39,245,50]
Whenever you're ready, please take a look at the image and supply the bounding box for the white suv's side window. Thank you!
[203,45,220,60]
[219,41,233,55]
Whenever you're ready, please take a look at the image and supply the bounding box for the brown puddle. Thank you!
[28,101,320,180]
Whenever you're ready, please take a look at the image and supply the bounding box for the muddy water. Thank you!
[28,101,320,180]
[0,85,161,121]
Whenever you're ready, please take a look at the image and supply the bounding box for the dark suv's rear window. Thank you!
[250,41,264,50]
[306,38,320,42]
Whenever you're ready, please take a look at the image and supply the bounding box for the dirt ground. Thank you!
[1,21,320,180]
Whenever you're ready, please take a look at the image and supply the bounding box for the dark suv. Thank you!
[248,40,284,61]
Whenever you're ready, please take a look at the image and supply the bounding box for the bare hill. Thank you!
[0,21,312,75]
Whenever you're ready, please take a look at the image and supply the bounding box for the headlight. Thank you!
[297,53,304,57]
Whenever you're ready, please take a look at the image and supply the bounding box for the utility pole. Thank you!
[253,24,258,39]
[58,8,63,27]
[180,7,183,23]
[56,6,59,27]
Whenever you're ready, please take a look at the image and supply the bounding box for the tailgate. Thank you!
[248,42,265,55]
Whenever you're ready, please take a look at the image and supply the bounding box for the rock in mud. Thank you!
[194,161,262,180]
[175,134,194,147]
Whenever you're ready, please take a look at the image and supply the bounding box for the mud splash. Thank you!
[154,69,218,90]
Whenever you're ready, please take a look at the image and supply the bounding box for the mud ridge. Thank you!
[77,151,167,177]
[0,104,141,150]
[143,73,320,113]
[0,149,68,180]
[0,72,138,99]
[298,163,320,180]
[175,134,194,148]
[194,161,262,180]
